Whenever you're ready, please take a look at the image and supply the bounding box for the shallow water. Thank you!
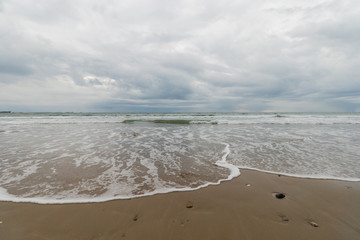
[0,112,359,203]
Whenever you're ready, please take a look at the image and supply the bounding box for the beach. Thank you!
[1,113,360,239]
[1,0,360,236]
[1,169,359,240]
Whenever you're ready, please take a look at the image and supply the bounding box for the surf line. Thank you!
[0,143,241,204]
[215,143,240,180]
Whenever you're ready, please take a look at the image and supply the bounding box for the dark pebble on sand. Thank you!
[275,193,286,199]
[133,214,138,221]
[281,217,289,222]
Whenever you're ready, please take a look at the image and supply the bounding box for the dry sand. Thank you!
[1,169,360,240]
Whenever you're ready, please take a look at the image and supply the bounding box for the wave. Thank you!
[123,119,193,124]
[2,113,360,125]
[122,119,218,124]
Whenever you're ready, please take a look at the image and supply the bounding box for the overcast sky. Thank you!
[0,0,359,112]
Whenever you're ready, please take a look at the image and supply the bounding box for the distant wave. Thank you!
[122,119,217,124]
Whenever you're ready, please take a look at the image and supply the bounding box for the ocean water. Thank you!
[0,112,359,204]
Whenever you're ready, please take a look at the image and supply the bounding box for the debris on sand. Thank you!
[186,201,193,208]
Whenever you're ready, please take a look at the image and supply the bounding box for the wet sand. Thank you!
[1,169,360,240]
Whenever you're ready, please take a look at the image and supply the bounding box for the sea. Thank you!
[0,112,359,204]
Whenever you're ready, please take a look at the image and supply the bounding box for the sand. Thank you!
[0,169,360,240]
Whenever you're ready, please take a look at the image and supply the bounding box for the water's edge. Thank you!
[0,143,359,205]
[0,143,240,204]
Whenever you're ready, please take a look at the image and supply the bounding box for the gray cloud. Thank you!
[0,0,359,112]
[0,59,32,76]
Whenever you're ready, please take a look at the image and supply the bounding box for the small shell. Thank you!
[309,221,319,227]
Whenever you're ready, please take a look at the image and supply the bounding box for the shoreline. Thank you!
[238,167,360,182]
[1,167,359,204]
[1,169,360,239]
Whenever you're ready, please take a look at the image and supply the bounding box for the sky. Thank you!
[0,0,359,112]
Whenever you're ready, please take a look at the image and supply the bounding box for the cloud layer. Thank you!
[1,0,359,112]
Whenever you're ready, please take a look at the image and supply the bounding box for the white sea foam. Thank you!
[0,142,240,204]
[215,143,240,180]
[235,166,360,182]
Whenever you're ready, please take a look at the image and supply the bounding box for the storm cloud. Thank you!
[0,0,359,112]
